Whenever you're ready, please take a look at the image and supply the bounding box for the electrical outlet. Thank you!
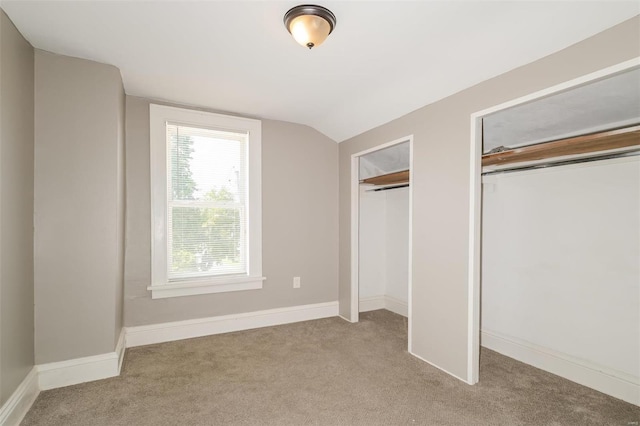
[293,276,301,288]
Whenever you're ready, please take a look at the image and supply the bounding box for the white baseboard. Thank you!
[384,295,408,317]
[482,329,640,406]
[359,296,385,312]
[125,301,339,348]
[0,367,39,426]
[359,295,408,317]
[37,328,126,391]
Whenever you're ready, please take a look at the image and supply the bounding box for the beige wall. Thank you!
[124,96,338,326]
[338,17,640,380]
[0,10,35,405]
[34,51,125,363]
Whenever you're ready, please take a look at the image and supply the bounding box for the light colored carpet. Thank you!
[22,310,640,425]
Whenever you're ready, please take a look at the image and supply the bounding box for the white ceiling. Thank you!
[483,67,640,152]
[2,1,638,142]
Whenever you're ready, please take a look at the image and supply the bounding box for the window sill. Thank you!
[147,275,266,299]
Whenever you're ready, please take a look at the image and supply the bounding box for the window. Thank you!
[149,104,263,298]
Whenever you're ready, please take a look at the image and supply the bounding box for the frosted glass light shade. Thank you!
[289,15,331,49]
[284,5,336,49]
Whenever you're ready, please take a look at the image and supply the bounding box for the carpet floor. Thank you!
[21,310,640,425]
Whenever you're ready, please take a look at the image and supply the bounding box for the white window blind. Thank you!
[167,123,248,281]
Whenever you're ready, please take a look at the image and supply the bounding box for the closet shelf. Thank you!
[360,170,409,186]
[482,125,640,167]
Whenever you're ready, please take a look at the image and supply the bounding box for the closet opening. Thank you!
[349,136,413,349]
[469,60,640,402]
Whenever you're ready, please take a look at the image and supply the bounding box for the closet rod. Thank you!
[367,183,410,192]
[482,149,640,176]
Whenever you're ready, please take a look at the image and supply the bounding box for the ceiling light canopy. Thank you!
[284,4,336,49]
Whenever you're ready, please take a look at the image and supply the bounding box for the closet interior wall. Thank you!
[481,156,639,379]
[358,184,410,317]
[480,67,640,404]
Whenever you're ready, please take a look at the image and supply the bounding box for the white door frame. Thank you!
[350,135,414,348]
[467,57,640,384]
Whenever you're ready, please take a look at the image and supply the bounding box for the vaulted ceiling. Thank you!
[2,1,638,142]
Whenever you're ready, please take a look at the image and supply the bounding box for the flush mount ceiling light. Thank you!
[284,4,337,49]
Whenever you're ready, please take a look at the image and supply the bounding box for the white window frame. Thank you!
[149,104,264,299]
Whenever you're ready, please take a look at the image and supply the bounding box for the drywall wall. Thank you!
[482,157,640,382]
[124,96,338,326]
[359,141,410,180]
[338,16,640,381]
[483,67,640,152]
[358,188,386,300]
[385,187,409,303]
[34,50,125,364]
[358,186,409,306]
[0,9,34,405]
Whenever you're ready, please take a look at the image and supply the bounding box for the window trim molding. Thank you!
[149,104,263,299]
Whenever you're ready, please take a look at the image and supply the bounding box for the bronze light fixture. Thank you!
[284,4,337,49]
